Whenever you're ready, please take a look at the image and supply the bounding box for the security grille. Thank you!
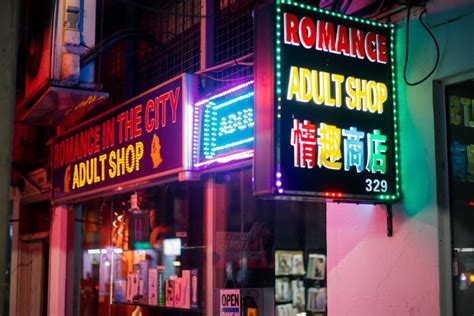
[211,0,257,88]
[136,0,201,93]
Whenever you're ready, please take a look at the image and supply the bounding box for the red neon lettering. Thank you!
[299,16,316,49]
[116,112,126,144]
[124,111,133,142]
[170,88,180,124]
[80,130,88,159]
[73,134,80,160]
[377,34,388,64]
[94,125,101,153]
[65,137,74,165]
[284,13,300,46]
[134,105,142,137]
[159,93,170,128]
[145,99,154,133]
[335,25,350,56]
[316,20,336,52]
[350,28,365,59]
[102,118,115,150]
[365,32,377,62]
[88,127,95,156]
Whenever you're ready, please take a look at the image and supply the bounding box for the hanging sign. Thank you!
[51,74,196,202]
[220,289,241,316]
[254,0,400,201]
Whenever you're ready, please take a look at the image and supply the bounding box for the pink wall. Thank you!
[326,1,474,314]
[327,203,439,315]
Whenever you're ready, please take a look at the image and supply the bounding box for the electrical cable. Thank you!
[403,7,440,86]
[341,0,353,14]
[81,29,156,67]
[98,0,105,85]
[201,73,254,82]
[365,0,387,19]
[428,9,474,28]
[195,53,253,74]
[114,0,210,18]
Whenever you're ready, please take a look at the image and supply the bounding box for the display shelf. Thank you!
[113,302,204,313]
[449,124,474,144]
[115,246,206,254]
[450,180,474,202]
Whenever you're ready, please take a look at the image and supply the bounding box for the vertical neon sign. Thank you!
[255,0,400,201]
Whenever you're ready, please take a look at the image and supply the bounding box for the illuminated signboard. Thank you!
[52,74,196,202]
[254,0,399,202]
[193,81,255,168]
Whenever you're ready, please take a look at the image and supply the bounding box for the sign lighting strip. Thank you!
[194,81,254,107]
[194,150,254,168]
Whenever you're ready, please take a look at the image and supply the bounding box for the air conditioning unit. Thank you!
[18,0,108,126]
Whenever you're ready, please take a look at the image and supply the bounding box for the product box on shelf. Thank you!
[165,276,176,307]
[191,268,199,309]
[148,268,158,305]
[181,270,191,309]
[158,266,165,306]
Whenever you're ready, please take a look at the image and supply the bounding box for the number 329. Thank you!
[365,179,387,192]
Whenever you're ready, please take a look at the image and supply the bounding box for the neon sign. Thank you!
[52,74,196,202]
[254,0,399,202]
[194,81,255,168]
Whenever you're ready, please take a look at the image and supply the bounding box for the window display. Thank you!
[74,181,205,316]
[445,80,474,316]
[73,167,326,315]
[110,183,205,313]
[274,201,327,316]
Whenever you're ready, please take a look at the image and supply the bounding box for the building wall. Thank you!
[327,1,474,315]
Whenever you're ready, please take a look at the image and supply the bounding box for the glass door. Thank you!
[444,79,474,315]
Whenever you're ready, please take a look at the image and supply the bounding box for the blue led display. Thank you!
[194,82,255,166]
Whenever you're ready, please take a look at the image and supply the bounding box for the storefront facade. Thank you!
[327,1,474,315]
[10,0,474,315]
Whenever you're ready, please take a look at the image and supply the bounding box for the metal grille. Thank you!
[94,0,128,109]
[211,0,257,88]
[96,0,201,108]
[136,0,201,93]
[100,42,125,106]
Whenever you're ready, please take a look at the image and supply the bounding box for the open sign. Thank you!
[220,289,241,316]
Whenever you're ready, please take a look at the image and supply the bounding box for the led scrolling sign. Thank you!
[194,81,255,167]
[255,0,400,201]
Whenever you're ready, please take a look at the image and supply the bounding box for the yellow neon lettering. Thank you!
[93,158,100,183]
[135,142,144,171]
[366,81,378,113]
[79,162,86,187]
[116,147,125,176]
[109,151,116,178]
[345,77,357,110]
[311,70,325,105]
[323,72,335,106]
[299,68,312,103]
[99,154,107,181]
[377,82,387,114]
[72,164,79,189]
[357,79,365,111]
[125,144,135,174]
[332,74,344,107]
[287,66,300,101]
[85,160,93,185]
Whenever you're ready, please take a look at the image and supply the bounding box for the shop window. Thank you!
[445,80,474,315]
[211,168,327,315]
[72,181,205,316]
